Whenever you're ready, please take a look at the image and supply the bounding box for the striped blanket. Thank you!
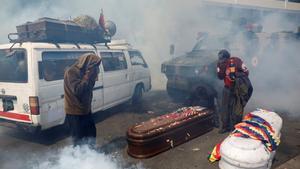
[232,113,280,151]
[208,112,280,162]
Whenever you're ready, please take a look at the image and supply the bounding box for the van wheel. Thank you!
[132,85,143,105]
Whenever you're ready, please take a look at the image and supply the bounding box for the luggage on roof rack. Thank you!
[9,17,111,44]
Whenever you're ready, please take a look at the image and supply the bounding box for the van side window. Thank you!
[0,49,27,83]
[129,51,147,67]
[40,51,94,81]
[100,52,127,71]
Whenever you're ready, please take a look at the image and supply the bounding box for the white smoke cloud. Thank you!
[34,146,118,169]
[245,20,300,116]
[0,0,226,89]
[261,12,299,33]
[0,0,299,113]
[0,1,237,87]
[32,145,144,169]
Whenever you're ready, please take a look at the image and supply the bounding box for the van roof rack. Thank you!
[108,39,130,46]
[8,32,113,50]
[8,33,111,44]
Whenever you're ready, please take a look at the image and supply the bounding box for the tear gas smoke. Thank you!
[0,0,299,115]
[245,15,300,116]
[33,145,144,169]
[1,145,144,169]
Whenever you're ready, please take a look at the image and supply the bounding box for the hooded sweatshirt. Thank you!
[64,53,101,115]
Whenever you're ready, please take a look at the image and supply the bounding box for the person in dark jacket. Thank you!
[64,53,101,146]
[217,49,253,134]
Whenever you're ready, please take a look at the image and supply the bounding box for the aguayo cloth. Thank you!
[231,113,280,152]
[208,142,222,162]
[208,110,280,163]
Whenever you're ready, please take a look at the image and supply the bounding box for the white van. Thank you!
[0,40,151,132]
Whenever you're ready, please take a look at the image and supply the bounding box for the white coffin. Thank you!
[219,109,282,169]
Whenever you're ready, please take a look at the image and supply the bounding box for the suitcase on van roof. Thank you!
[15,17,107,43]
[127,106,214,158]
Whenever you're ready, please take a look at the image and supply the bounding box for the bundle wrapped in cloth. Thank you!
[12,13,116,44]
[127,106,214,158]
[208,109,282,169]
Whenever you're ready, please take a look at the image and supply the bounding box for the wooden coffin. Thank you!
[127,106,214,158]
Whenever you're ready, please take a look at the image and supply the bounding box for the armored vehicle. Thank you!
[161,34,233,107]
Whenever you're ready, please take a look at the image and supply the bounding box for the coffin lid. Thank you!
[127,106,213,139]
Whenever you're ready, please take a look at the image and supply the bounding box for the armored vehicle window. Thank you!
[0,49,27,83]
[129,51,147,67]
[40,51,94,81]
[100,52,127,71]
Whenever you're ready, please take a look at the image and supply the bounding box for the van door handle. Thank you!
[61,94,64,99]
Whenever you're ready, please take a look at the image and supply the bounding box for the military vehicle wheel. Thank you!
[167,86,186,103]
[188,87,214,108]
[132,84,143,105]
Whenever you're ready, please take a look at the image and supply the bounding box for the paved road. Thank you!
[0,90,299,169]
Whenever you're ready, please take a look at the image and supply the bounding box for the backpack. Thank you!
[234,72,253,107]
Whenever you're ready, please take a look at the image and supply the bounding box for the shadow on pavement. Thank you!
[97,136,127,154]
[0,90,180,146]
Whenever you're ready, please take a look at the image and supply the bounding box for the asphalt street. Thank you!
[0,90,299,169]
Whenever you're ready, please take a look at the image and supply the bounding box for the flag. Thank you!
[208,142,222,162]
[99,9,105,31]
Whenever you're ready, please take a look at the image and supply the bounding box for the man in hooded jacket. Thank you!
[64,53,101,146]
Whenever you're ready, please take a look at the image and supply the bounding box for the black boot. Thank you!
[218,128,230,134]
[213,120,220,128]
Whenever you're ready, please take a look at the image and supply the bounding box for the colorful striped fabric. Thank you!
[208,111,280,163]
[231,113,280,152]
[208,142,222,162]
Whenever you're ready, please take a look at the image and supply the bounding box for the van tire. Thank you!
[132,84,143,105]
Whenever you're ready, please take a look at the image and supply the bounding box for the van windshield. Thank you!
[0,49,28,83]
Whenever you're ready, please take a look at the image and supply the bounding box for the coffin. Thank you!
[219,109,282,169]
[14,17,108,43]
[127,106,214,158]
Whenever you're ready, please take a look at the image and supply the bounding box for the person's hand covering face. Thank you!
[83,63,100,81]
